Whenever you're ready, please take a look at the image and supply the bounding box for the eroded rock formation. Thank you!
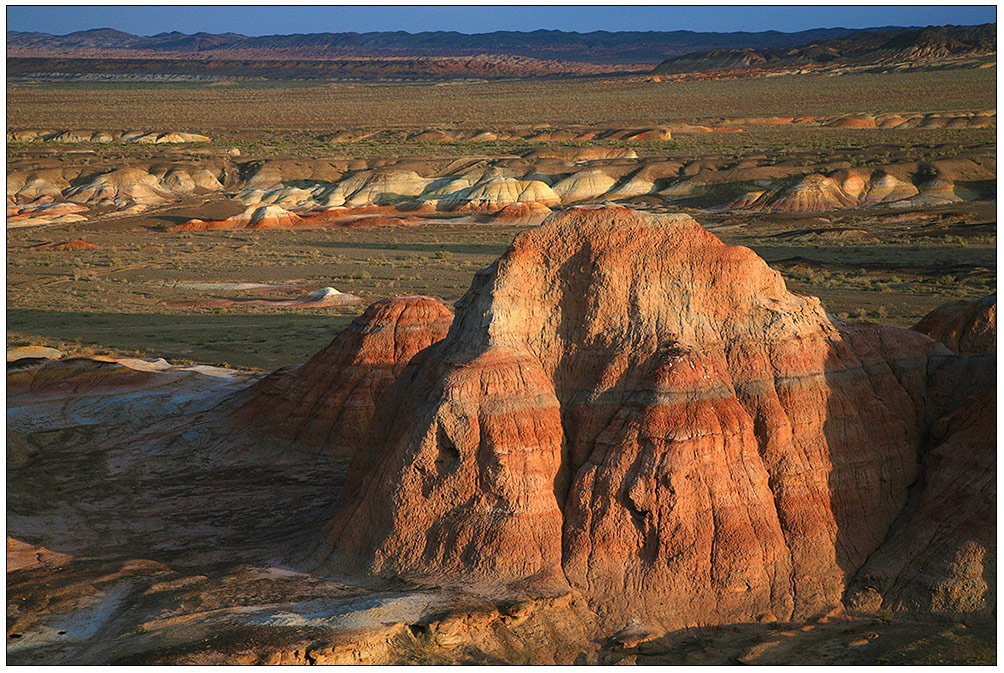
[228,296,453,456]
[310,207,994,633]
[912,294,996,354]
[8,130,993,228]
[176,204,303,231]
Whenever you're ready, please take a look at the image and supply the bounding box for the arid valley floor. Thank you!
[6,33,997,665]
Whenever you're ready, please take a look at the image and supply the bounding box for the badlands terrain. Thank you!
[6,37,998,665]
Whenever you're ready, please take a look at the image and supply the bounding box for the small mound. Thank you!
[304,287,358,304]
[6,356,165,397]
[175,205,302,231]
[479,202,553,225]
[7,346,63,362]
[551,169,619,203]
[826,116,877,129]
[912,294,996,354]
[769,256,827,272]
[439,177,561,212]
[769,174,859,211]
[407,130,455,143]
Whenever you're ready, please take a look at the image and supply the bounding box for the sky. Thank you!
[6,5,997,36]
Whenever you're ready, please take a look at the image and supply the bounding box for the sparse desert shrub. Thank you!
[873,610,894,624]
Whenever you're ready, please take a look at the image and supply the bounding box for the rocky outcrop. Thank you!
[847,292,995,614]
[5,206,995,663]
[317,207,993,633]
[912,294,996,354]
[551,170,619,203]
[479,202,553,225]
[8,129,211,144]
[176,204,302,231]
[7,139,993,226]
[228,296,453,457]
[438,177,561,212]
[7,160,230,214]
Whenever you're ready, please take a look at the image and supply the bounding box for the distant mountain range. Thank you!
[652,23,996,74]
[7,25,920,64]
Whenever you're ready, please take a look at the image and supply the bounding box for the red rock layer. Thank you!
[321,207,967,631]
[228,296,453,457]
[912,294,996,354]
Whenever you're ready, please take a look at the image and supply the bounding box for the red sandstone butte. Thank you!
[228,296,453,456]
[315,207,993,633]
[912,294,996,354]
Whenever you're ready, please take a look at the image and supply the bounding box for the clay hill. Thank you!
[6,207,995,663]
[653,23,996,75]
[7,139,996,227]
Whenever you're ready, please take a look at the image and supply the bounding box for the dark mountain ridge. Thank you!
[8,25,918,64]
[653,23,996,73]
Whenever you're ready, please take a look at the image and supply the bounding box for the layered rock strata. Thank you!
[8,146,993,227]
[313,207,993,632]
[228,296,453,456]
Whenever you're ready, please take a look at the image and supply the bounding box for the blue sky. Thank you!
[6,5,996,36]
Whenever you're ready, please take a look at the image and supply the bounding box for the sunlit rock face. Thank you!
[313,207,991,632]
